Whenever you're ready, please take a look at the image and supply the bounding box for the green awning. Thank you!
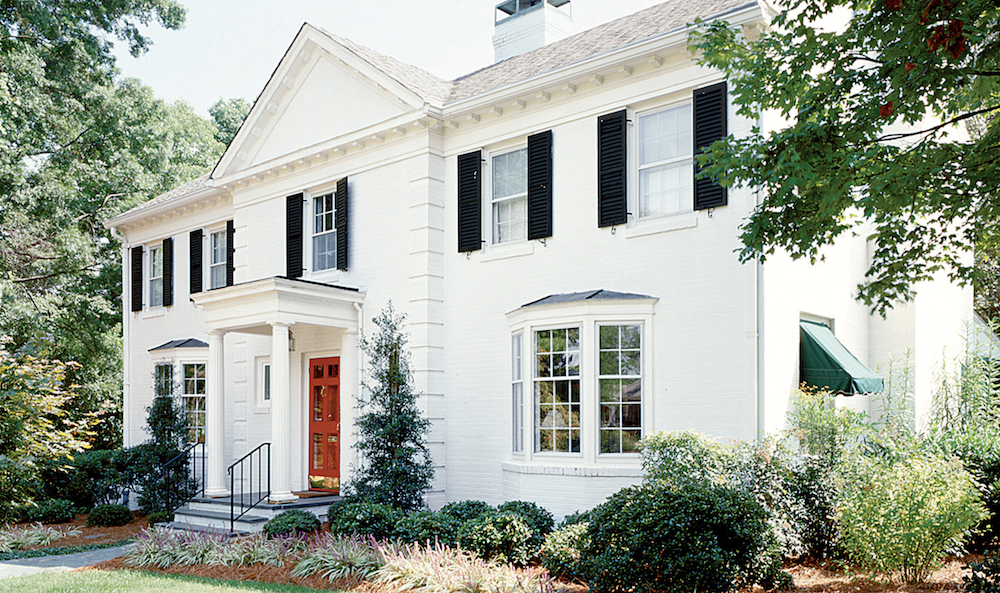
[800,320,884,394]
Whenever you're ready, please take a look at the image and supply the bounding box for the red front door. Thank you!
[308,357,340,492]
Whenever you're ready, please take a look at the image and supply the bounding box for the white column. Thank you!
[269,322,298,503]
[205,329,230,497]
[339,327,359,492]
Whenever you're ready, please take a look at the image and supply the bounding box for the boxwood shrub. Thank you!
[497,500,554,549]
[263,509,321,538]
[579,482,772,593]
[327,501,402,540]
[394,510,461,545]
[86,504,134,527]
[541,522,589,581]
[457,511,534,565]
[22,499,77,524]
[439,500,493,524]
[145,511,173,526]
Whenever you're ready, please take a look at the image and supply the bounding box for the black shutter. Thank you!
[457,151,482,252]
[598,110,627,227]
[226,220,235,287]
[336,177,348,271]
[162,237,173,307]
[189,229,203,294]
[130,246,143,312]
[286,193,304,278]
[527,130,553,240]
[693,81,728,210]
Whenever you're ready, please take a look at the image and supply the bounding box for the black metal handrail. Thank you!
[162,441,205,515]
[228,442,271,532]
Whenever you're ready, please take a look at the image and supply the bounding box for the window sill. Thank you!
[307,270,341,284]
[501,461,642,477]
[140,308,166,320]
[482,241,534,262]
[624,213,698,239]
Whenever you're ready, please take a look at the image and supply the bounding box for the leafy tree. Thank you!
[0,341,97,520]
[347,303,434,511]
[692,0,1000,314]
[209,97,252,146]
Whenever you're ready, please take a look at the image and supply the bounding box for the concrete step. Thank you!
[174,506,268,523]
[160,521,249,536]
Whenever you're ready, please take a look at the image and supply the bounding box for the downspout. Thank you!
[109,226,131,448]
[754,111,766,440]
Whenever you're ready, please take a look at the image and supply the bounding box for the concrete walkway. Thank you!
[0,543,135,579]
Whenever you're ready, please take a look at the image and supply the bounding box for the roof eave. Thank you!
[104,184,228,231]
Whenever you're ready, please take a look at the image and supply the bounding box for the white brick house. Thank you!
[105,0,971,518]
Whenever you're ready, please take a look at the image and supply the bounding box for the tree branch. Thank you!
[877,104,1000,143]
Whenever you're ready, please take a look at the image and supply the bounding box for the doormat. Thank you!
[292,491,339,499]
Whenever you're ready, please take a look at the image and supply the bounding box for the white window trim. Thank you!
[482,140,529,251]
[628,97,696,226]
[507,298,656,465]
[511,332,524,455]
[181,360,208,445]
[208,227,227,290]
[311,191,337,273]
[148,244,164,309]
[302,185,341,283]
[256,356,272,409]
[596,322,645,456]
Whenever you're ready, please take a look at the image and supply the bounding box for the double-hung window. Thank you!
[534,327,581,453]
[598,325,642,453]
[149,246,164,307]
[210,231,227,289]
[637,103,693,219]
[492,148,528,244]
[154,362,173,397]
[313,193,336,272]
[183,363,206,443]
[512,333,524,454]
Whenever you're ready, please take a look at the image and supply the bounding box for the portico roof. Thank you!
[190,276,364,335]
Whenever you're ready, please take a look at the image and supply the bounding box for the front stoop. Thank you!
[167,492,342,534]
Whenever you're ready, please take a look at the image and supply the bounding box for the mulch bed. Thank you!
[85,552,976,593]
[18,512,148,550]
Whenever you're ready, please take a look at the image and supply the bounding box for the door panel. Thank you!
[308,357,340,492]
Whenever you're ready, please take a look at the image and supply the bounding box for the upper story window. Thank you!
[209,230,227,289]
[149,246,164,307]
[637,103,693,219]
[534,327,581,453]
[313,193,337,272]
[492,148,528,244]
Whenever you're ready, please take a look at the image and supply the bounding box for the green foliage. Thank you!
[40,449,122,509]
[127,529,307,569]
[326,502,403,540]
[837,456,986,583]
[21,499,77,524]
[787,387,869,464]
[86,504,134,527]
[540,522,588,581]
[558,510,590,528]
[373,542,551,593]
[579,482,773,593]
[292,534,384,581]
[691,0,1000,314]
[439,500,494,524]
[456,511,534,566]
[0,345,96,522]
[639,430,729,485]
[0,523,81,552]
[208,98,252,146]
[496,501,554,550]
[393,510,461,545]
[347,303,433,511]
[146,511,172,525]
[262,510,321,539]
[787,453,841,559]
[964,552,1000,593]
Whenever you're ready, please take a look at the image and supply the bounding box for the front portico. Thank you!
[191,277,364,503]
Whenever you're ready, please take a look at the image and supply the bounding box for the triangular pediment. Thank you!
[215,24,428,177]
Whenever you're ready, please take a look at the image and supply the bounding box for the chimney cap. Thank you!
[496,0,570,21]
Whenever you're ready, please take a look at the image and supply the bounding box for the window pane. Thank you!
[492,148,527,244]
[598,325,642,454]
[313,231,337,271]
[600,325,618,349]
[263,364,271,401]
[534,327,580,454]
[639,161,693,218]
[210,263,226,289]
[211,232,226,265]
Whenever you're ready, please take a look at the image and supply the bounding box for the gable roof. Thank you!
[109,0,758,222]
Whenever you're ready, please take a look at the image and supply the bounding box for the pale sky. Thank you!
[111,0,668,117]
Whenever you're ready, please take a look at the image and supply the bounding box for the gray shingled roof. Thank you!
[524,290,655,307]
[115,174,211,219]
[448,0,755,102]
[149,338,209,351]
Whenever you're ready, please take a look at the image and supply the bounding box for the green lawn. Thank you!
[0,569,333,592]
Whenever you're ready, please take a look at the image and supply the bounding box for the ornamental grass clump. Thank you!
[292,534,387,581]
[0,523,81,553]
[838,455,986,583]
[373,541,552,593]
[126,528,307,568]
